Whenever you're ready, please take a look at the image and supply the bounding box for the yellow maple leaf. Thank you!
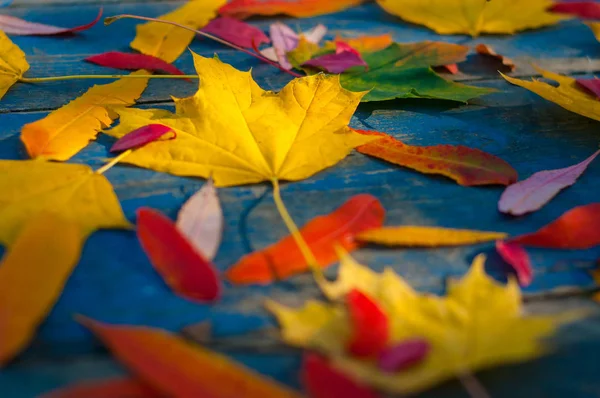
[376,0,567,36]
[131,0,226,63]
[0,31,29,100]
[104,52,374,187]
[357,226,507,247]
[502,67,600,122]
[267,253,578,394]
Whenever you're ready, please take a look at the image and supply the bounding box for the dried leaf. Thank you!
[261,23,326,69]
[131,0,225,63]
[176,178,223,260]
[549,1,600,19]
[110,124,175,153]
[475,43,516,72]
[303,42,368,74]
[377,339,430,373]
[496,240,533,287]
[0,213,84,366]
[226,194,385,285]
[79,317,304,398]
[0,8,101,35]
[21,70,148,161]
[511,203,600,249]
[41,378,162,398]
[136,208,221,303]
[346,289,390,358]
[219,0,364,18]
[85,52,186,76]
[202,16,270,49]
[357,226,507,247]
[499,149,600,216]
[335,34,393,53]
[356,130,517,186]
[376,0,566,36]
[0,31,29,100]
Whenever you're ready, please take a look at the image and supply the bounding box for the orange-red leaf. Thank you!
[219,0,364,18]
[226,194,385,285]
[511,203,600,249]
[136,208,221,302]
[356,130,517,186]
[79,317,303,398]
[42,377,162,398]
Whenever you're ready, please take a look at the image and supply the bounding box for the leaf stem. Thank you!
[19,75,197,83]
[458,372,492,398]
[95,149,132,175]
[104,14,303,78]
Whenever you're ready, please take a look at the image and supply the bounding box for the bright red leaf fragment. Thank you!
[511,203,600,249]
[0,8,102,35]
[42,377,161,398]
[226,194,385,285]
[136,208,221,302]
[577,78,600,99]
[346,289,390,358]
[496,241,533,287]
[302,353,380,398]
[85,52,186,76]
[110,124,175,153]
[202,16,270,49]
[377,338,430,373]
[549,2,600,19]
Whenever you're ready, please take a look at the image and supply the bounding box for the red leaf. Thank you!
[549,2,600,19]
[577,78,600,99]
[510,203,600,249]
[219,0,364,19]
[496,241,533,286]
[136,208,221,302]
[41,377,162,398]
[302,353,379,398]
[202,16,270,49]
[346,289,390,358]
[377,338,430,373]
[226,194,385,285]
[356,130,517,186]
[0,8,102,35]
[110,124,176,153]
[85,52,186,76]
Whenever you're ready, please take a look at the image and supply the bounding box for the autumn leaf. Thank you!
[357,226,507,247]
[587,21,600,41]
[41,378,161,398]
[496,241,533,287]
[131,0,225,63]
[0,8,101,35]
[549,2,600,19]
[79,317,303,397]
[202,16,270,49]
[303,42,368,74]
[261,23,327,70]
[335,34,393,53]
[267,253,579,394]
[219,0,364,19]
[577,78,600,99]
[85,52,186,76]
[356,130,517,186]
[110,124,175,153]
[346,289,390,357]
[0,31,29,100]
[476,44,516,72]
[376,0,567,36]
[226,194,385,285]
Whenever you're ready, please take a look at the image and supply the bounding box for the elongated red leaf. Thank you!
[226,194,385,285]
[377,338,430,373]
[346,289,390,358]
[302,353,379,398]
[42,377,162,398]
[78,317,303,398]
[110,124,175,153]
[356,130,517,186]
[202,16,270,49]
[86,52,186,76]
[0,8,102,35]
[496,241,533,287]
[136,208,221,302]
[577,78,600,99]
[511,203,600,249]
[549,2,600,19]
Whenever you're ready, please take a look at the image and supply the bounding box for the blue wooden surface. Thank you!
[1,1,600,397]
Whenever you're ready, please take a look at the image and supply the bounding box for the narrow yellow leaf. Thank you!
[130,0,226,63]
[0,213,84,366]
[20,70,148,161]
[357,226,507,246]
[0,31,29,100]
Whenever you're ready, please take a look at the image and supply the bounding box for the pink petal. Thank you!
[496,241,533,287]
[303,24,327,44]
[303,49,368,74]
[377,339,430,373]
[202,16,270,49]
[0,8,102,35]
[499,149,600,215]
[110,124,175,153]
[577,78,600,99]
[85,52,185,76]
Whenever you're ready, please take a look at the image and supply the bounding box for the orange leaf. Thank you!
[335,34,393,53]
[78,317,303,398]
[475,44,516,72]
[226,194,385,285]
[355,130,517,186]
[219,0,364,18]
[41,377,162,398]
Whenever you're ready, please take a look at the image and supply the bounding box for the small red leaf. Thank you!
[41,377,162,398]
[86,52,186,76]
[377,338,430,373]
[302,353,379,398]
[510,203,600,249]
[202,16,270,49]
[549,2,600,19]
[136,208,221,302]
[110,124,175,153]
[577,78,600,99]
[0,8,102,36]
[496,241,533,286]
[346,289,389,358]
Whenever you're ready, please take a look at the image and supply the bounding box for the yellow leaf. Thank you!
[376,0,566,36]
[0,213,84,366]
[131,0,226,63]
[0,160,130,246]
[269,254,577,394]
[0,31,29,100]
[502,68,600,122]
[104,52,374,187]
[357,226,507,246]
[587,22,600,41]
[20,70,148,161]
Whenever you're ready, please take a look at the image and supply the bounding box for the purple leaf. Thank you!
[110,124,175,153]
[577,78,600,99]
[498,149,600,216]
[0,8,102,35]
[377,338,430,373]
[202,16,270,49]
[496,241,533,287]
[303,42,368,74]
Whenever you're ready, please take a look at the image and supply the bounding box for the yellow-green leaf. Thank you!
[131,0,226,63]
[104,52,374,187]
[0,31,29,100]
[357,226,507,247]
